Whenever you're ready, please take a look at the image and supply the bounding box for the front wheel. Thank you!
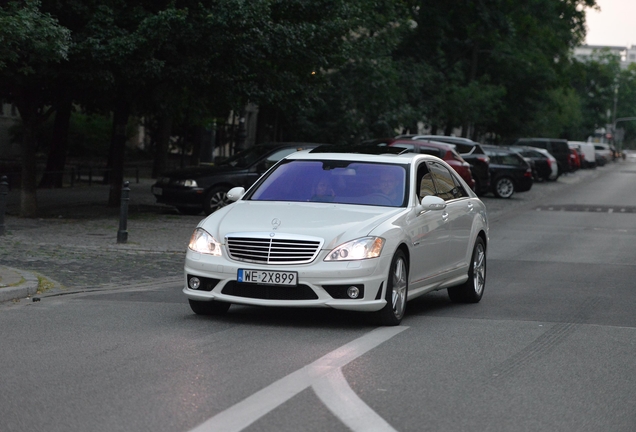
[189,299,231,315]
[376,250,408,326]
[493,177,514,199]
[448,237,486,303]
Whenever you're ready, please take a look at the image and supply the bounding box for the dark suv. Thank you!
[151,142,323,215]
[396,135,491,196]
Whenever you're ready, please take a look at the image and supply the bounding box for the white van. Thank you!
[568,141,596,168]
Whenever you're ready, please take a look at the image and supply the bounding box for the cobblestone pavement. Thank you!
[0,167,606,296]
[1,179,203,293]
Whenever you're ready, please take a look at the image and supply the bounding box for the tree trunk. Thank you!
[191,125,204,166]
[152,114,173,178]
[20,117,39,217]
[39,100,72,188]
[107,98,130,207]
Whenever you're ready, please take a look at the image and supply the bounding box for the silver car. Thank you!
[183,147,489,325]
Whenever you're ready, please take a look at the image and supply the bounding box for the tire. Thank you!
[493,177,514,199]
[376,249,408,326]
[203,186,231,215]
[189,299,231,315]
[448,237,486,303]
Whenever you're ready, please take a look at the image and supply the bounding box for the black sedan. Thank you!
[151,142,322,215]
[507,145,558,182]
[482,145,533,198]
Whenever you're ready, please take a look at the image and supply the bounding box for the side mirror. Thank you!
[416,195,446,213]
[227,186,245,202]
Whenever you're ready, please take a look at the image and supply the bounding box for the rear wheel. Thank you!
[203,186,231,215]
[189,299,231,315]
[448,237,486,303]
[376,250,408,326]
[493,177,514,199]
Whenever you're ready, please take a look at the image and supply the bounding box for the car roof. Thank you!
[256,141,327,149]
[289,146,439,164]
[400,135,478,145]
[482,144,517,154]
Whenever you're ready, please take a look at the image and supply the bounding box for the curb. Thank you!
[0,266,40,303]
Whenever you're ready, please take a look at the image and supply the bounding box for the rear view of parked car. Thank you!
[508,145,558,182]
[568,141,597,168]
[593,142,613,165]
[482,145,533,198]
[512,138,571,175]
[396,135,491,196]
[371,138,476,191]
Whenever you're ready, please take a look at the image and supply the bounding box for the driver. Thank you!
[377,170,404,205]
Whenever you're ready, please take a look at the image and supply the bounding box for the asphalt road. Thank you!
[1,159,635,432]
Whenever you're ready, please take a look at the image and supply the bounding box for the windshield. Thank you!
[249,160,408,207]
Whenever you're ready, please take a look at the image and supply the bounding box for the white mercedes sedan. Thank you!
[183,146,489,325]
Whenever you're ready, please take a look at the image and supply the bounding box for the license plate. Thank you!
[237,269,298,286]
[152,186,162,196]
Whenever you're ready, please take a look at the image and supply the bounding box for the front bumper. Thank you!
[151,185,205,208]
[183,249,390,312]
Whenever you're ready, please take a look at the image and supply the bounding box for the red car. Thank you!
[371,139,476,191]
[569,147,581,171]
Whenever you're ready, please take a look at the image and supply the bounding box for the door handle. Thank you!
[442,212,449,222]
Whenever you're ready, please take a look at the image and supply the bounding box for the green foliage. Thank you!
[0,0,71,74]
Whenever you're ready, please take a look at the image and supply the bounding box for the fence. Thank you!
[0,164,141,189]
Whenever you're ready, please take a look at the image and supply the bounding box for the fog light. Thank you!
[347,286,360,299]
[189,277,201,289]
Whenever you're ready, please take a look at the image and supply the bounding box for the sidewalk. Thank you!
[1,178,203,303]
[0,265,39,303]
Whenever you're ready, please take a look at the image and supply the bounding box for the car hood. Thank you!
[199,201,402,250]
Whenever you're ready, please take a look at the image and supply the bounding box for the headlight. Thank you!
[324,237,385,261]
[188,228,222,256]
[177,179,198,187]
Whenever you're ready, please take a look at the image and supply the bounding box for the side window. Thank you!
[429,162,466,201]
[416,162,435,199]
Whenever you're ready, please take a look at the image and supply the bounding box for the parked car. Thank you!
[507,145,558,182]
[568,141,596,168]
[184,145,489,325]
[569,147,581,171]
[151,142,323,215]
[396,135,491,196]
[368,138,476,191]
[512,138,571,175]
[482,145,533,198]
[593,142,613,163]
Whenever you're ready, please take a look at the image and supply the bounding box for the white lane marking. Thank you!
[189,326,408,432]
[313,368,398,432]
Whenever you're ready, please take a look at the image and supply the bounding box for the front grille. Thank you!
[226,234,322,264]
[222,281,318,300]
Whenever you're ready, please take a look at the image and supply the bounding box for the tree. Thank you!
[0,0,71,217]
